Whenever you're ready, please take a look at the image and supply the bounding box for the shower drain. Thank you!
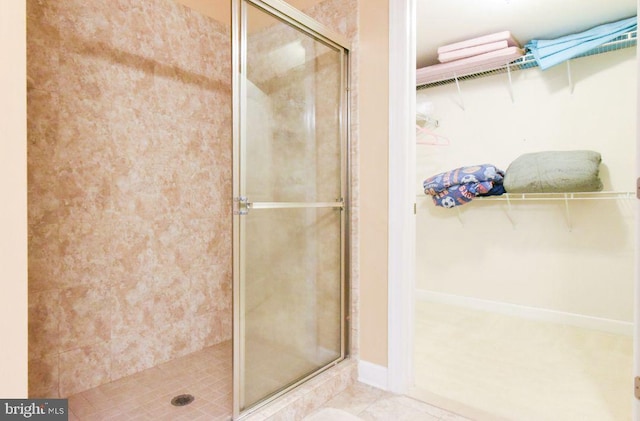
[171,394,195,407]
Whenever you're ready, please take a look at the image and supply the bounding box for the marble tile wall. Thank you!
[27,0,232,398]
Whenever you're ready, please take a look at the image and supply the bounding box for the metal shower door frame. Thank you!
[231,0,351,418]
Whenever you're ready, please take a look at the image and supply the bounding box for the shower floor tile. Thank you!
[67,340,232,421]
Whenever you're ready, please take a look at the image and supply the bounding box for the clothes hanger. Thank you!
[416,124,450,146]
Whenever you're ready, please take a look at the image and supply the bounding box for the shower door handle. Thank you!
[235,197,344,215]
[248,200,344,210]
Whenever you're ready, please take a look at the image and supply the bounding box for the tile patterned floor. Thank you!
[68,341,232,420]
[303,382,471,421]
[67,338,466,421]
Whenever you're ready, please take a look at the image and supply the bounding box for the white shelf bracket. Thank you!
[566,60,574,94]
[506,62,515,103]
[453,73,465,110]
[504,194,516,228]
[456,205,464,226]
[563,193,573,231]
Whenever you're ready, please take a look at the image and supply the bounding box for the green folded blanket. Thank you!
[503,150,603,193]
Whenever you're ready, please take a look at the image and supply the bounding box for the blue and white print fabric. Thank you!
[423,164,506,208]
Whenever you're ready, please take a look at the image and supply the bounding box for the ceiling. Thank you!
[416,0,637,68]
[178,1,637,70]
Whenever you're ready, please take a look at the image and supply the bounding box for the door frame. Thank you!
[634,9,639,417]
[231,0,352,418]
[387,0,416,395]
[386,3,640,418]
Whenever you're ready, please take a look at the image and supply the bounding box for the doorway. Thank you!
[389,2,635,418]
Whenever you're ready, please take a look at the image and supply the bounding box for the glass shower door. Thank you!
[232,0,350,416]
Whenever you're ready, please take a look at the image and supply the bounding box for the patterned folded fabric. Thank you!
[423,164,505,208]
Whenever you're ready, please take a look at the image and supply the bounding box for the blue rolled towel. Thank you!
[525,16,637,70]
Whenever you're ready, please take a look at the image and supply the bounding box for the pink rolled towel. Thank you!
[437,30,520,56]
[438,40,509,63]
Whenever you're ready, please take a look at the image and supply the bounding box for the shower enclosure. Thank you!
[231,0,350,417]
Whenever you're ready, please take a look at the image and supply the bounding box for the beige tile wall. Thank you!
[27,0,232,398]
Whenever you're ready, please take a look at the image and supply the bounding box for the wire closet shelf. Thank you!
[417,29,638,90]
[417,191,635,202]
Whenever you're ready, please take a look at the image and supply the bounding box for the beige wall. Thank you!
[0,0,28,398]
[358,0,389,366]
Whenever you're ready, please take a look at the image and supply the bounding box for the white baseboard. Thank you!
[357,360,388,390]
[417,289,633,336]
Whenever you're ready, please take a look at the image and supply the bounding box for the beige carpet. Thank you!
[410,300,632,421]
